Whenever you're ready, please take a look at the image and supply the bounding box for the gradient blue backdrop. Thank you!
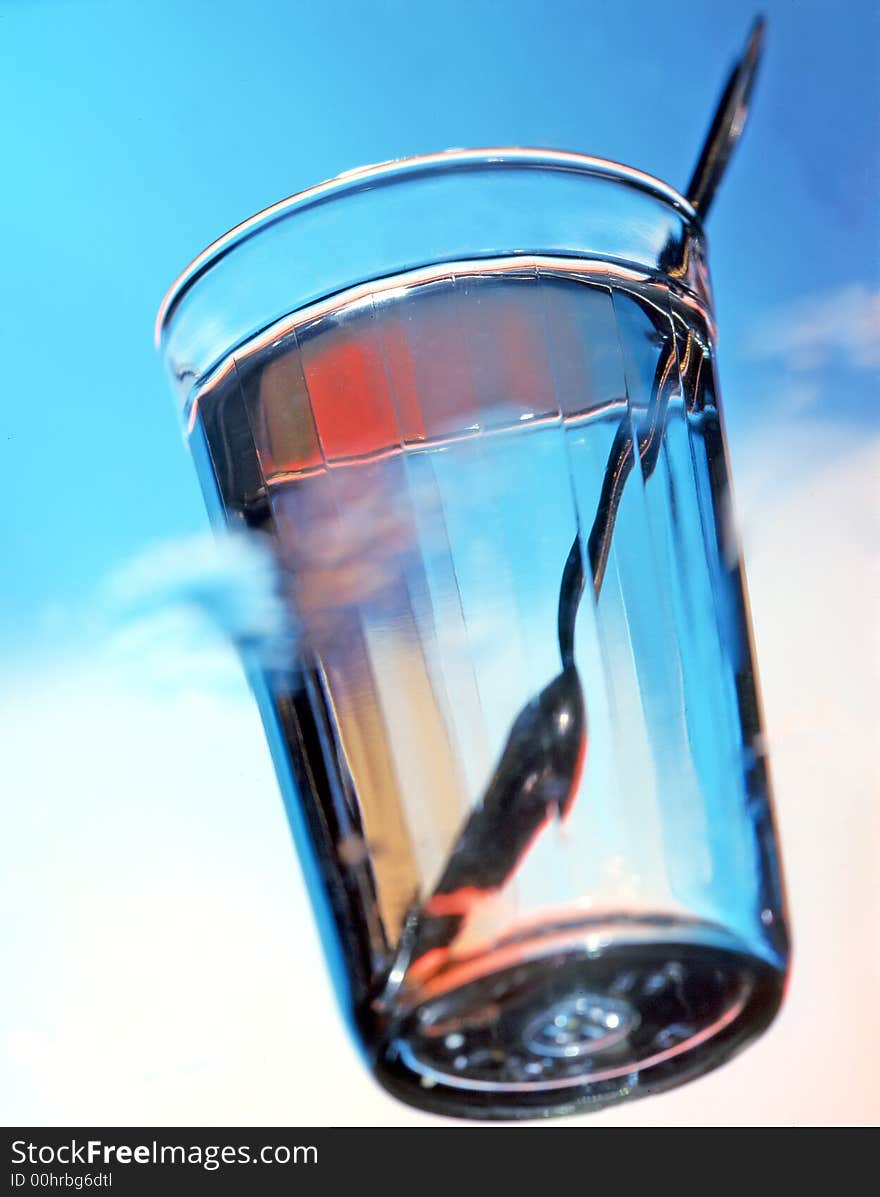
[2,0,877,651]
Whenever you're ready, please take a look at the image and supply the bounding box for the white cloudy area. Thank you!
[2,306,878,1124]
[739,282,880,423]
[746,282,880,373]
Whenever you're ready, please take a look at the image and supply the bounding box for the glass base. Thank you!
[372,918,785,1119]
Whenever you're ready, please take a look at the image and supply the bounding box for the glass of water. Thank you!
[156,149,789,1118]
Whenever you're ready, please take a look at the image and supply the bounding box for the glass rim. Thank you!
[155,146,699,347]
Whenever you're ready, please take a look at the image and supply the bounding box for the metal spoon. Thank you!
[395,18,766,987]
[687,16,766,220]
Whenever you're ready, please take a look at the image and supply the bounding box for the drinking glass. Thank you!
[156,150,789,1118]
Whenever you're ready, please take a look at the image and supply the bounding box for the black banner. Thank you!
[1,1125,846,1193]
[5,1128,590,1194]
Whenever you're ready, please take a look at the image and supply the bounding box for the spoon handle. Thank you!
[686,16,766,219]
[557,329,684,665]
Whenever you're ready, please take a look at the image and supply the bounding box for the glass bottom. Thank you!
[372,917,785,1119]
